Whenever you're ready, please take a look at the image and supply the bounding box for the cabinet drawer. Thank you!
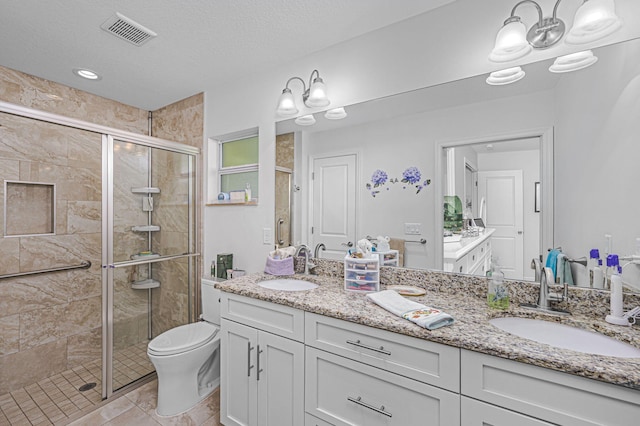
[461,396,554,426]
[454,256,467,274]
[221,292,304,342]
[306,347,459,426]
[461,350,640,426]
[305,413,334,426]
[305,312,459,391]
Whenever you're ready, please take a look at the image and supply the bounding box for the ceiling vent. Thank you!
[101,12,157,46]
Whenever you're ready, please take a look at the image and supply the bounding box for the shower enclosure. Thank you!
[103,136,198,396]
[0,101,199,422]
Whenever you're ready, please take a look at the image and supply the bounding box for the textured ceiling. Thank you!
[0,0,455,110]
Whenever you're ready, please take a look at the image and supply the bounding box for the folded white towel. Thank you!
[268,246,297,259]
[366,290,454,330]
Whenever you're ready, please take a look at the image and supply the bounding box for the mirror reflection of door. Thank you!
[444,138,540,281]
[478,170,523,279]
[275,133,294,247]
[311,154,357,260]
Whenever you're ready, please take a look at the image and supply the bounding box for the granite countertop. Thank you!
[214,268,640,391]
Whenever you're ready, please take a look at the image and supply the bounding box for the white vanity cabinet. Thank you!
[461,349,640,426]
[461,397,554,426]
[443,229,493,275]
[305,312,460,426]
[220,294,305,426]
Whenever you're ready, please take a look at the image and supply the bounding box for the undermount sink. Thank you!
[258,279,318,291]
[489,317,640,358]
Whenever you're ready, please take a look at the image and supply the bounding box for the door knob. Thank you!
[341,241,354,247]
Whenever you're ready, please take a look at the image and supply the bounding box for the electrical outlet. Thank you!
[263,228,272,245]
[404,223,421,235]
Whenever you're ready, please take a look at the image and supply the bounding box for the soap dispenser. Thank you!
[487,265,509,310]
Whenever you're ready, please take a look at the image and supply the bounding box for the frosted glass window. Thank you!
[220,171,259,196]
[218,134,259,199]
[4,181,55,236]
[221,136,258,167]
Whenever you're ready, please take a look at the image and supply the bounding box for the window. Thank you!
[219,134,259,199]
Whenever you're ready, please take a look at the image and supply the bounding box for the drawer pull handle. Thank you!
[346,339,391,356]
[347,396,392,418]
[247,342,255,377]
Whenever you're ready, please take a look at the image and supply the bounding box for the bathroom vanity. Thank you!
[443,228,494,275]
[216,266,640,426]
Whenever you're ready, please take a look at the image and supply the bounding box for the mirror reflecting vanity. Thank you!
[276,37,640,291]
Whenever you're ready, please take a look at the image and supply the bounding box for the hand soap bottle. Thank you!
[487,266,509,310]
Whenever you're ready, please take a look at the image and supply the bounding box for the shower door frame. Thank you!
[0,100,201,401]
[103,134,200,398]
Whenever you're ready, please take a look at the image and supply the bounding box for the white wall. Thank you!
[554,40,640,289]
[202,0,640,274]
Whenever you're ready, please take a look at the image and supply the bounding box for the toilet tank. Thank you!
[201,277,221,326]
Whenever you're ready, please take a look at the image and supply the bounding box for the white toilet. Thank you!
[147,278,221,416]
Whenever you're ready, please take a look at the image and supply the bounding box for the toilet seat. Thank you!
[148,322,219,356]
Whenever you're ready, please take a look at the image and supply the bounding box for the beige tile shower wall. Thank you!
[0,66,151,394]
[151,93,203,325]
[0,113,103,394]
[0,65,148,135]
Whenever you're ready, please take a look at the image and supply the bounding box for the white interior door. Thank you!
[310,154,357,260]
[478,170,523,279]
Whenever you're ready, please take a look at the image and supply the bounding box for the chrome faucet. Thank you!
[295,244,315,275]
[314,243,326,259]
[522,266,570,315]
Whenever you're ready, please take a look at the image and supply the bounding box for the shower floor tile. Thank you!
[0,341,155,425]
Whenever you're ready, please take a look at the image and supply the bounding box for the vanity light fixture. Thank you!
[276,69,330,116]
[294,114,316,126]
[324,107,347,120]
[486,66,526,85]
[489,0,622,63]
[549,50,598,72]
[72,68,101,80]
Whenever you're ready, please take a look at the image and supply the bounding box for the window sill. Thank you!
[206,199,258,207]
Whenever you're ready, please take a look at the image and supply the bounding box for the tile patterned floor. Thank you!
[0,342,157,425]
[68,380,220,426]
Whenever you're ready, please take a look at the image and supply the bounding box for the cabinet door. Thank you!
[221,319,258,426]
[257,330,305,426]
[306,347,459,426]
[461,396,553,426]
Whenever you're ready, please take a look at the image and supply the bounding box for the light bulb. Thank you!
[566,0,622,44]
[295,115,316,126]
[489,19,532,63]
[276,88,298,116]
[486,67,526,85]
[306,77,330,107]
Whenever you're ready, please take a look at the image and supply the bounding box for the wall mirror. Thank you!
[276,36,640,291]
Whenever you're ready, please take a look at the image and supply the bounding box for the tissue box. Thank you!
[229,190,245,202]
[264,256,294,275]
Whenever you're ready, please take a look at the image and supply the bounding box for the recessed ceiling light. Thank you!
[73,68,102,81]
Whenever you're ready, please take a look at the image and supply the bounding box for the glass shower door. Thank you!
[104,136,198,395]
